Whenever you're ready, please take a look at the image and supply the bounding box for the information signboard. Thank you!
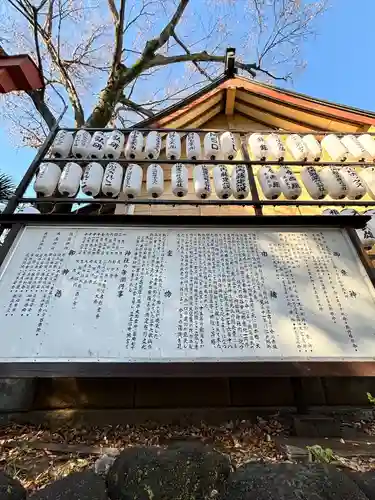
[0,225,375,364]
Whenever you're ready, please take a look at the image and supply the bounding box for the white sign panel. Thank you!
[1,225,375,363]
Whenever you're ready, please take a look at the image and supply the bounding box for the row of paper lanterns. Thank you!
[49,129,375,163]
[34,161,375,201]
[34,162,249,199]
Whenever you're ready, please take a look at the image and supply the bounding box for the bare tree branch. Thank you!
[118,96,154,117]
[107,0,119,23]
[172,30,213,81]
[113,0,126,68]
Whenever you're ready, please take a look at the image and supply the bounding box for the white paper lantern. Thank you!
[265,134,285,161]
[71,130,91,159]
[166,132,181,160]
[341,134,370,162]
[88,131,106,160]
[359,167,375,199]
[321,134,348,162]
[338,166,366,199]
[363,209,375,236]
[302,134,322,161]
[104,130,125,160]
[204,132,221,160]
[19,206,40,214]
[123,164,143,199]
[322,209,340,216]
[186,132,201,160]
[81,162,104,196]
[286,134,307,161]
[33,162,61,197]
[300,166,327,199]
[248,133,268,161]
[231,165,250,199]
[145,131,161,160]
[171,163,189,197]
[340,208,375,249]
[193,165,211,199]
[213,165,232,199]
[147,164,164,198]
[50,130,73,158]
[257,165,281,199]
[358,134,375,160]
[220,132,238,161]
[101,162,123,197]
[124,131,144,160]
[319,166,348,199]
[58,162,82,197]
[277,166,301,200]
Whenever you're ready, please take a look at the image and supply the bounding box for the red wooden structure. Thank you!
[0,54,44,93]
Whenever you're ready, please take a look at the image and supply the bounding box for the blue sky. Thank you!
[1,0,374,189]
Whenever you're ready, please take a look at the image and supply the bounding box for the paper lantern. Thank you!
[286,134,307,162]
[322,209,340,216]
[145,131,161,160]
[363,209,375,236]
[50,130,73,159]
[248,133,268,161]
[204,132,221,160]
[71,129,91,159]
[359,167,375,199]
[81,162,104,196]
[231,165,250,199]
[265,134,285,161]
[123,164,143,199]
[171,163,189,197]
[358,134,375,160]
[277,166,301,200]
[213,165,232,199]
[104,130,125,160]
[321,134,348,162]
[89,131,106,160]
[319,166,348,199]
[19,206,40,214]
[124,130,144,160]
[33,162,61,197]
[101,162,123,197]
[58,162,82,197]
[147,164,164,198]
[166,132,181,160]
[257,165,281,199]
[340,134,370,162]
[340,208,375,249]
[300,166,327,199]
[220,132,238,161]
[193,165,211,199]
[302,134,322,161]
[338,166,366,199]
[186,132,201,160]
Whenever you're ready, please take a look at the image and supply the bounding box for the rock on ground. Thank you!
[0,471,26,500]
[220,463,369,500]
[30,471,108,500]
[107,443,231,500]
[346,471,375,500]
[0,379,35,412]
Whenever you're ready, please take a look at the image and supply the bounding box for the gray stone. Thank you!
[346,471,375,500]
[221,463,369,500]
[30,471,108,499]
[107,443,231,500]
[0,379,36,412]
[94,454,117,476]
[0,471,26,500]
